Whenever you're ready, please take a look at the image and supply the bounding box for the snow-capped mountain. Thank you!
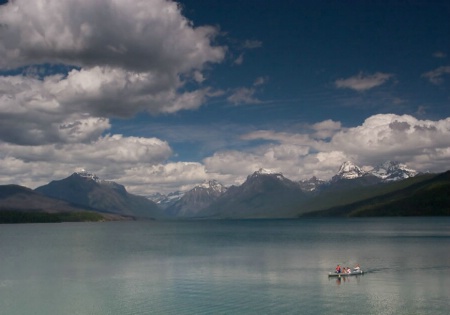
[249,168,292,184]
[333,161,365,180]
[298,176,326,192]
[197,180,228,194]
[164,180,228,217]
[74,169,127,193]
[197,168,308,218]
[147,191,185,208]
[369,161,418,181]
[75,169,102,182]
[332,160,417,182]
[158,162,419,217]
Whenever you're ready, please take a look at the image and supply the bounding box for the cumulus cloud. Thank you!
[422,66,450,85]
[0,0,226,146]
[335,72,393,91]
[0,134,173,192]
[0,0,225,72]
[204,114,450,183]
[1,135,172,164]
[116,162,211,195]
[330,114,450,164]
[311,119,342,139]
[0,73,113,144]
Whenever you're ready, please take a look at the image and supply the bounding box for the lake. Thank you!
[1,218,449,314]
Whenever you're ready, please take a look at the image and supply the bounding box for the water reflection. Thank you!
[332,274,364,285]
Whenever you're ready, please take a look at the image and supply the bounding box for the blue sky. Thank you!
[0,0,449,195]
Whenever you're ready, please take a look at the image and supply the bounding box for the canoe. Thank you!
[328,270,364,277]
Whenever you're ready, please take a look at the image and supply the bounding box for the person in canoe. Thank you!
[335,264,341,273]
[354,264,361,272]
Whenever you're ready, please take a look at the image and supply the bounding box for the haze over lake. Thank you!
[1,218,449,314]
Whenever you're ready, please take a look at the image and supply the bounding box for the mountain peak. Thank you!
[255,168,275,175]
[332,160,418,182]
[250,168,285,180]
[165,179,227,217]
[198,180,227,193]
[335,161,364,179]
[370,160,418,181]
[73,169,101,182]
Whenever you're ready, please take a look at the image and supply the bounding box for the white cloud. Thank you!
[329,114,450,168]
[161,88,213,114]
[1,135,172,165]
[203,114,450,183]
[0,1,226,120]
[0,0,227,146]
[311,119,342,139]
[57,117,111,143]
[204,150,266,179]
[227,87,261,105]
[0,0,225,72]
[0,134,173,192]
[335,72,393,91]
[422,66,450,85]
[0,73,113,144]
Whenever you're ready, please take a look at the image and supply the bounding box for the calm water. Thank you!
[1,218,449,314]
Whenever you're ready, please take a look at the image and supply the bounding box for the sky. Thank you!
[0,0,449,196]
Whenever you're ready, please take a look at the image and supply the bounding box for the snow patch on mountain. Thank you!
[74,169,101,182]
[250,168,285,181]
[255,168,276,175]
[333,160,418,182]
[369,161,418,181]
[148,191,185,207]
[335,161,364,179]
[73,169,126,193]
[198,180,228,194]
[299,176,326,192]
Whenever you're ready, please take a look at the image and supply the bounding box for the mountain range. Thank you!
[152,161,423,217]
[1,161,449,222]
